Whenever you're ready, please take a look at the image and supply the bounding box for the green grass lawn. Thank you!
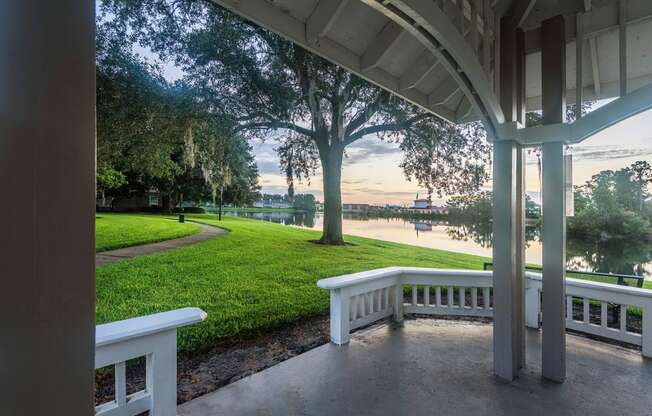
[96,214,489,352]
[96,213,201,252]
[218,207,300,213]
[96,214,651,353]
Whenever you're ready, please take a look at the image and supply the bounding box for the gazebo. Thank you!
[3,0,652,415]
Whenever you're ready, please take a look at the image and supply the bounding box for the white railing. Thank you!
[95,307,207,416]
[317,267,652,357]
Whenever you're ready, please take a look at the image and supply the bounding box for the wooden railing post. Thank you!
[642,300,652,358]
[525,277,541,329]
[147,330,178,416]
[330,288,351,345]
[393,284,404,323]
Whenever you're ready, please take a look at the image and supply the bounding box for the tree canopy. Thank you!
[96,11,260,210]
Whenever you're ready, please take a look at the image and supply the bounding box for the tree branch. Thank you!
[343,90,388,137]
[342,113,429,146]
[235,121,314,138]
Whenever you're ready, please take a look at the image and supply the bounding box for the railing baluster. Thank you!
[472,287,478,310]
[115,361,127,408]
[412,285,418,306]
[384,287,389,310]
[448,286,454,307]
[600,302,608,328]
[424,286,430,307]
[620,304,627,333]
[376,289,382,312]
[351,295,358,320]
[366,291,372,315]
[459,287,466,308]
[483,287,490,309]
[436,286,442,307]
[583,298,590,324]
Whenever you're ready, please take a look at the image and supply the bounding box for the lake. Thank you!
[222,210,652,279]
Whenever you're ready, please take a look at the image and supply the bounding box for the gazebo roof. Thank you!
[212,0,652,140]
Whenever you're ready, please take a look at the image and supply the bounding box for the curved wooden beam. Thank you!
[511,83,652,145]
[360,0,504,137]
[570,83,652,143]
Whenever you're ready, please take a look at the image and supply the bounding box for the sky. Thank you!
[138,46,652,207]
[253,109,652,206]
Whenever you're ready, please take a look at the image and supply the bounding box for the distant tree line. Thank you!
[259,193,317,212]
[446,191,540,222]
[569,161,652,240]
[95,13,261,212]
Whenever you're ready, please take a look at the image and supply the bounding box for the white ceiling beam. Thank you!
[575,12,584,120]
[512,0,537,27]
[306,0,349,45]
[399,53,440,90]
[619,0,627,97]
[361,21,406,71]
[523,0,652,54]
[209,0,456,123]
[429,76,461,106]
[589,36,601,97]
[455,97,474,121]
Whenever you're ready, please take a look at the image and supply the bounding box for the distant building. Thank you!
[403,197,448,215]
[342,203,370,213]
[101,188,163,212]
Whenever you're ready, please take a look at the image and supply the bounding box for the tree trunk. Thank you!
[320,147,344,245]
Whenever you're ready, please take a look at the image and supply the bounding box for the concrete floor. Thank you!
[178,319,652,416]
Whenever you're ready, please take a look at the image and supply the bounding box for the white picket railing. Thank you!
[95,307,207,416]
[317,267,652,357]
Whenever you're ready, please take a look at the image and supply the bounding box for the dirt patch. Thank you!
[95,314,330,406]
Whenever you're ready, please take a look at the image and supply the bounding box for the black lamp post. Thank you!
[179,195,185,223]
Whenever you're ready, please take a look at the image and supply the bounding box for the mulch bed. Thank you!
[95,314,331,406]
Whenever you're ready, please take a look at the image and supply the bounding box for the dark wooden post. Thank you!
[0,1,96,413]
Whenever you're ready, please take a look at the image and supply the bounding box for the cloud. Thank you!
[257,160,281,175]
[343,139,401,165]
[571,145,652,161]
[342,178,367,185]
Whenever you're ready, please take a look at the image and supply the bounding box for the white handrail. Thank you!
[317,267,652,357]
[95,308,207,416]
[96,307,207,348]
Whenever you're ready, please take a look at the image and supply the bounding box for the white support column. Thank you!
[492,139,524,381]
[1,1,96,415]
[541,141,567,382]
[515,145,526,368]
[541,14,567,383]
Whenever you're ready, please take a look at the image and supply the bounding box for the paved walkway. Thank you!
[96,222,226,267]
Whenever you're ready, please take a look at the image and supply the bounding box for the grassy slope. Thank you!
[96,213,201,252]
[96,215,488,352]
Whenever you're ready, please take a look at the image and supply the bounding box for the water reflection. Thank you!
[222,210,651,277]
